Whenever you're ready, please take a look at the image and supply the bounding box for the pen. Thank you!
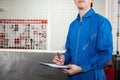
[57,52,61,59]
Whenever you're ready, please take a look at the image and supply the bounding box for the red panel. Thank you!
[104,68,115,80]
[0,33,5,39]
[14,38,20,44]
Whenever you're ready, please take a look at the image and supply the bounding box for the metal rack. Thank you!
[114,0,120,80]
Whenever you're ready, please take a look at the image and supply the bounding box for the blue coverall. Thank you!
[64,8,113,80]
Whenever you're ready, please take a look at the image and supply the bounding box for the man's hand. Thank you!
[53,55,65,65]
[61,64,82,75]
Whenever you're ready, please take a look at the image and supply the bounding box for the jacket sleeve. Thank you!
[81,20,113,72]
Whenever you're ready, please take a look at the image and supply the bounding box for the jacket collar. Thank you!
[77,8,95,20]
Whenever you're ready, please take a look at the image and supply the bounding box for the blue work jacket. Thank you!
[64,8,113,80]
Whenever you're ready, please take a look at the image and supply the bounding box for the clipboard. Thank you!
[36,62,69,69]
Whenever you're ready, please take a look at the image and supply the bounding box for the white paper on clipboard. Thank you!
[36,62,69,69]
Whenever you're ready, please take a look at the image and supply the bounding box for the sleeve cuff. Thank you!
[80,65,92,72]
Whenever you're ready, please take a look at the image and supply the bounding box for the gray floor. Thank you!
[0,51,67,80]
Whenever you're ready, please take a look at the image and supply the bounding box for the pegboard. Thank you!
[0,19,47,50]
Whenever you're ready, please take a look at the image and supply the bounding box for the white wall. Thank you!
[0,0,118,52]
[49,0,77,50]
[0,0,48,19]
[94,0,105,16]
[106,0,119,54]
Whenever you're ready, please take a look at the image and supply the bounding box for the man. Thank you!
[53,0,113,80]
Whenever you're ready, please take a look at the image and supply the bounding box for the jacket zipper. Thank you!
[75,19,82,64]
